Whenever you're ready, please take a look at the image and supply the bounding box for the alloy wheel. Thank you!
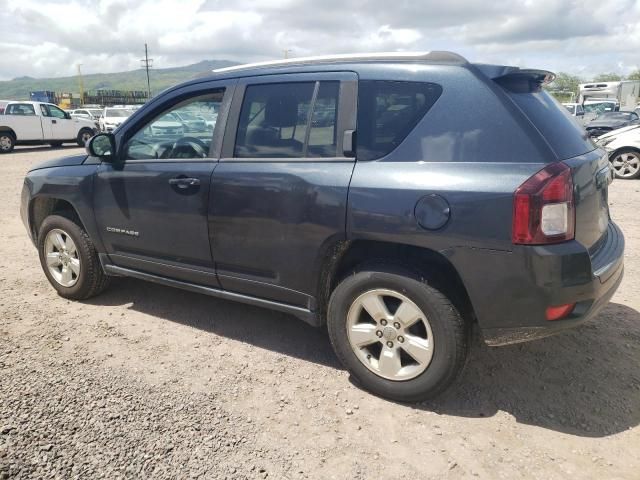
[346,289,434,381]
[44,228,80,287]
[612,151,640,178]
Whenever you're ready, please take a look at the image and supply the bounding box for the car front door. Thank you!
[45,104,77,139]
[93,81,232,286]
[211,72,357,308]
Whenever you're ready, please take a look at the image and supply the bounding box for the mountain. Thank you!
[0,59,238,100]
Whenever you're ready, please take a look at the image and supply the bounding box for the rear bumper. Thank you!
[447,221,625,346]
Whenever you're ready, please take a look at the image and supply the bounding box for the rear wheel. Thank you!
[611,148,640,179]
[0,132,15,153]
[77,128,93,147]
[327,265,469,402]
[38,215,111,300]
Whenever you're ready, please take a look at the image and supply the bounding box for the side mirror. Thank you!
[87,133,116,160]
[64,112,71,120]
[577,111,584,117]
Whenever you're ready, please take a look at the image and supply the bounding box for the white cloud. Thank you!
[0,0,638,80]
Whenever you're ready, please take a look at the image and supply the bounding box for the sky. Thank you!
[1,0,639,81]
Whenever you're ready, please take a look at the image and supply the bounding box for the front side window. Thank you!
[357,81,443,161]
[48,105,67,119]
[234,81,340,158]
[124,90,223,160]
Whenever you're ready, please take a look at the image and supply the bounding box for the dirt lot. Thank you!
[1,146,639,479]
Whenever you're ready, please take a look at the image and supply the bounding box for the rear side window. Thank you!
[499,81,595,160]
[357,81,442,161]
[6,103,36,115]
[234,81,340,158]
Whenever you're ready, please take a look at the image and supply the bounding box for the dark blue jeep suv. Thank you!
[20,52,624,401]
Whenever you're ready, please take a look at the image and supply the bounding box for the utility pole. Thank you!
[77,64,85,106]
[140,43,153,100]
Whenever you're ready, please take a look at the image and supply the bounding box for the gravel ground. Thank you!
[1,146,639,479]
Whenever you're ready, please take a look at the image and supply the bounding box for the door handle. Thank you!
[169,177,200,188]
[52,120,57,124]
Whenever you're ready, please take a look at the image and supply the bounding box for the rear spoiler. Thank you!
[474,64,555,93]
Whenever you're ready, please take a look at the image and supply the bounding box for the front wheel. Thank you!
[38,215,111,300]
[327,266,469,402]
[611,148,640,179]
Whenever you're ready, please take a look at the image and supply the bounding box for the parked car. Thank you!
[20,52,624,401]
[0,101,96,153]
[171,111,208,133]
[585,111,640,137]
[562,102,596,126]
[99,107,132,132]
[69,108,103,130]
[562,102,585,117]
[595,125,640,179]
[147,113,185,138]
[70,108,103,121]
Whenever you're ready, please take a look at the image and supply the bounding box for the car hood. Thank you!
[586,119,630,128]
[28,153,89,172]
[597,124,640,140]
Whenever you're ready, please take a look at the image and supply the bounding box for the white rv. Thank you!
[579,80,640,111]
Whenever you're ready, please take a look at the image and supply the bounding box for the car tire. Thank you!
[0,132,15,153]
[49,142,63,148]
[77,128,94,147]
[611,148,640,179]
[327,264,469,402]
[38,215,111,300]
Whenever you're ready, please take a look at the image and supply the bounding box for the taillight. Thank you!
[512,162,575,245]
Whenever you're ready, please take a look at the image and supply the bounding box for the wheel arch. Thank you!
[0,126,17,139]
[29,196,87,243]
[318,239,476,326]
[610,145,640,158]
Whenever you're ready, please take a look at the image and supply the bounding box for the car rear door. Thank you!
[93,80,233,286]
[210,72,357,308]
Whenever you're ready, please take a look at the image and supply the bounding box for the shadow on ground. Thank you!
[88,278,640,438]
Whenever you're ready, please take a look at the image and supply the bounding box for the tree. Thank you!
[593,73,623,82]
[627,70,640,81]
[545,72,582,101]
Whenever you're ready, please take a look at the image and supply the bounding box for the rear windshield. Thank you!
[357,81,442,161]
[500,81,595,160]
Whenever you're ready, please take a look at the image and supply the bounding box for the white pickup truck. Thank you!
[0,101,97,153]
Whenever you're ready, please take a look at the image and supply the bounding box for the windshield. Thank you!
[105,109,130,118]
[584,102,617,114]
[159,113,180,122]
[177,112,198,120]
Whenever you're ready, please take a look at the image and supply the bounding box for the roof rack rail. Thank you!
[212,51,468,74]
